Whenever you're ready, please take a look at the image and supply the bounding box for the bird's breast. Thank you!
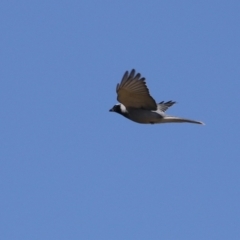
[127,108,163,124]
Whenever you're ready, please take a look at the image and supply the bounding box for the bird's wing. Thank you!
[157,101,176,112]
[116,69,157,110]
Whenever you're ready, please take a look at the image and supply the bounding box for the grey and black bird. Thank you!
[109,69,204,125]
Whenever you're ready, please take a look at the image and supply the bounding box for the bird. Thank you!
[109,69,204,125]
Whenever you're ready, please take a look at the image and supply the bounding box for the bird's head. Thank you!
[109,104,121,113]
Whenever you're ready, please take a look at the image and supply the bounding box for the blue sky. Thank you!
[1,1,240,239]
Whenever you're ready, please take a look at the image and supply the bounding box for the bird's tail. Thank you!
[161,116,205,125]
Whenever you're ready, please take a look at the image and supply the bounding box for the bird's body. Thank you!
[111,104,162,124]
[110,69,204,125]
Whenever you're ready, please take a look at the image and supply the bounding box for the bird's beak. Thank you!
[109,108,113,112]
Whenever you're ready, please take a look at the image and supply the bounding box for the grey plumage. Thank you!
[110,69,204,125]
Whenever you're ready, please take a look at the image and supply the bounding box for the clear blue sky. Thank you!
[1,1,240,239]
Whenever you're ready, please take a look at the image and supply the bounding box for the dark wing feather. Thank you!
[116,69,157,110]
[158,101,176,112]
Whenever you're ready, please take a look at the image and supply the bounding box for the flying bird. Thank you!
[109,69,204,125]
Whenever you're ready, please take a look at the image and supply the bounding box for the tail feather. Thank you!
[162,116,204,125]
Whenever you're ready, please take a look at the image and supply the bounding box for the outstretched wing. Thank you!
[116,69,157,110]
[157,101,176,112]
